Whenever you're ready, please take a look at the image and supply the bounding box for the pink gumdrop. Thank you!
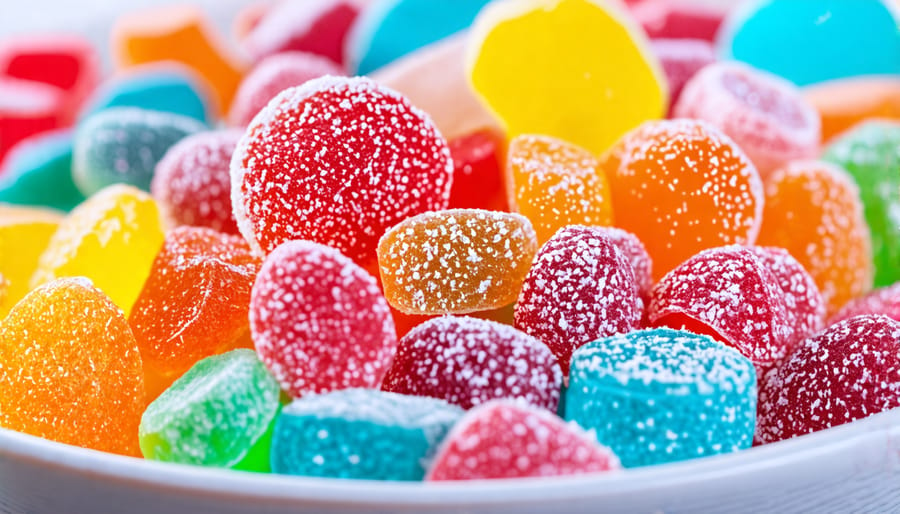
[674,61,821,178]
[250,240,397,398]
[152,130,243,235]
[630,0,727,42]
[757,315,900,443]
[602,227,653,302]
[830,283,900,325]
[228,51,344,127]
[382,316,561,412]
[650,38,715,117]
[515,226,643,375]
[447,127,508,212]
[0,77,64,163]
[426,400,620,481]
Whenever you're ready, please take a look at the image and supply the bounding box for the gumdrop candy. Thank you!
[757,315,900,443]
[382,316,562,411]
[348,0,492,75]
[447,127,508,212]
[467,0,667,155]
[377,209,537,315]
[650,38,715,117]
[805,77,900,143]
[605,119,763,280]
[630,0,727,42]
[0,130,85,211]
[603,227,653,302]
[231,76,452,265]
[718,0,900,86]
[506,134,613,246]
[427,400,620,481]
[674,61,820,178]
[0,76,64,163]
[757,161,873,314]
[73,107,205,196]
[250,240,396,398]
[830,283,900,325]
[271,389,462,480]
[823,120,900,288]
[0,205,62,316]
[129,226,262,400]
[566,328,757,468]
[515,226,642,376]
[0,277,145,456]
[139,349,280,469]
[31,184,165,317]
[152,130,242,235]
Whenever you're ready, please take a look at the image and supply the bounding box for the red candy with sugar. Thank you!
[650,38,715,117]
[231,76,453,266]
[382,316,561,412]
[603,226,653,301]
[426,400,620,481]
[830,283,900,325]
[447,128,508,212]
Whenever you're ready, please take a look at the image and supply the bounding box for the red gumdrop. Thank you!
[0,77,64,163]
[603,226,653,302]
[228,51,344,127]
[152,130,242,235]
[447,128,509,212]
[250,240,397,398]
[648,245,793,365]
[650,38,715,117]
[830,283,900,325]
[382,316,561,412]
[757,315,900,443]
[426,400,620,481]
[515,226,643,375]
[630,0,727,42]
[231,76,452,266]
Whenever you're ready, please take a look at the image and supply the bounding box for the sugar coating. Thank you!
[831,283,900,325]
[757,315,900,444]
[231,75,453,264]
[515,225,642,376]
[0,277,145,456]
[151,129,243,235]
[602,226,653,300]
[650,38,715,116]
[72,107,206,197]
[271,388,462,480]
[566,328,757,468]
[382,316,562,411]
[427,399,620,481]
[250,240,397,398]
[139,349,280,468]
[506,134,614,245]
[377,209,537,315]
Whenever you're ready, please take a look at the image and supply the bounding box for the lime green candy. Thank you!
[139,349,280,471]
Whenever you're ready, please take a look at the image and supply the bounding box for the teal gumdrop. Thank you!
[0,130,85,211]
[718,0,900,86]
[138,349,281,470]
[566,328,757,468]
[73,107,205,196]
[271,389,463,481]
[823,120,900,287]
[348,0,492,74]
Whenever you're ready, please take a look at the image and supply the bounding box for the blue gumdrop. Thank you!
[348,0,492,75]
[0,130,85,211]
[718,0,900,86]
[271,389,463,481]
[79,65,213,124]
[565,328,757,468]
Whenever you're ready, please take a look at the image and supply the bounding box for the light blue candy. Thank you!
[566,328,757,468]
[271,389,463,481]
[0,130,85,211]
[718,0,900,86]
[348,0,492,75]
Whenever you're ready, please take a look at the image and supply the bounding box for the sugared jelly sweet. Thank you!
[377,209,537,315]
[566,328,757,467]
[805,77,900,142]
[603,227,653,301]
[0,277,145,456]
[632,0,727,42]
[0,130,84,211]
[650,38,715,117]
[831,283,900,324]
[231,76,452,265]
[0,205,62,316]
[447,127,508,212]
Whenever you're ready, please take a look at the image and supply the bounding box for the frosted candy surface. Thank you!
[650,38,715,116]
[602,226,653,300]
[831,283,900,325]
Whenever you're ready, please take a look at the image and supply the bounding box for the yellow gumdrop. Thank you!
[31,185,165,316]
[467,0,668,155]
[0,205,63,316]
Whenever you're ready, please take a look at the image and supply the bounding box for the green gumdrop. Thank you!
[0,131,85,211]
[824,121,900,287]
[139,349,280,468]
[231,405,280,473]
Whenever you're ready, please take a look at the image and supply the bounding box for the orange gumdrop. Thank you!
[757,161,873,315]
[804,77,900,142]
[112,5,247,114]
[129,226,262,401]
[606,120,764,279]
[0,277,145,456]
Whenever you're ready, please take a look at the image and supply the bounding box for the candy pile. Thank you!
[0,0,899,484]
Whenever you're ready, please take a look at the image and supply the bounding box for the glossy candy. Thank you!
[377,209,537,315]
[271,389,462,480]
[831,283,900,324]
[805,77,900,142]
[0,76,64,163]
[566,328,757,467]
[0,130,84,211]
[0,205,62,316]
[447,128,508,212]
[650,38,715,117]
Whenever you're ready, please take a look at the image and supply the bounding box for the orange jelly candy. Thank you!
[804,77,900,142]
[0,277,145,456]
[507,134,614,245]
[757,161,874,315]
[606,119,764,279]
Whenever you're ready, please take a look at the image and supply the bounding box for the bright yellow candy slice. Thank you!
[467,0,668,155]
[0,205,63,316]
[31,184,165,316]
